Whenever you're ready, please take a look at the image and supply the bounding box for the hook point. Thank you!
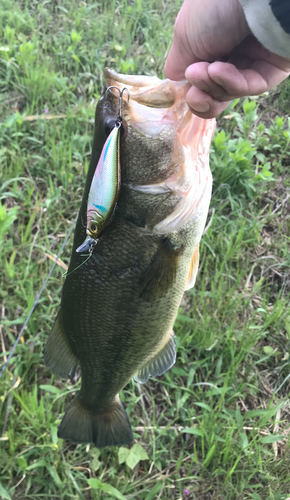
[106,85,130,118]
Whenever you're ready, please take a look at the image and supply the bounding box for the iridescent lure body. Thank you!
[76,87,128,253]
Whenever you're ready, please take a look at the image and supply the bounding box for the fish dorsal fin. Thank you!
[134,331,176,384]
[185,244,200,291]
[44,310,79,379]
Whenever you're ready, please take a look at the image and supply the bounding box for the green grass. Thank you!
[1,1,290,499]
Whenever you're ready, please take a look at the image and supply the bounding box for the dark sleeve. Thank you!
[239,0,290,58]
[270,0,290,34]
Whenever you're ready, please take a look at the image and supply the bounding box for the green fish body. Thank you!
[44,69,216,448]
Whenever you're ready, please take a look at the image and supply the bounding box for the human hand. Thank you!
[164,0,290,118]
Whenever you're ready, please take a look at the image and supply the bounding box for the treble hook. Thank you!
[106,86,130,120]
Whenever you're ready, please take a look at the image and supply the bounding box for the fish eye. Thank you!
[90,223,98,233]
[105,117,117,137]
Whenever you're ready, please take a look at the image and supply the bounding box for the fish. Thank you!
[44,68,216,449]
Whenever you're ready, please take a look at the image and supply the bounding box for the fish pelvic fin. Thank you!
[57,395,133,449]
[44,310,79,379]
[134,330,176,384]
[185,244,200,291]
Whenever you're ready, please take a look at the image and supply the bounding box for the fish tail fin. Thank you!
[57,394,133,448]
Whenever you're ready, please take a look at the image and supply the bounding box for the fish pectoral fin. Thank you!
[58,394,133,448]
[185,244,200,290]
[44,310,79,379]
[150,170,212,235]
[134,331,176,384]
[140,238,183,301]
[152,185,206,234]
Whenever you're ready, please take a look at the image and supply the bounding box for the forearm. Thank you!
[239,0,290,58]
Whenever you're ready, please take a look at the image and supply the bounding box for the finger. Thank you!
[186,60,290,102]
[185,62,230,101]
[186,61,252,101]
[185,86,232,119]
[209,60,290,97]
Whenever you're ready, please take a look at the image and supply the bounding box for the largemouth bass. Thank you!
[44,69,216,448]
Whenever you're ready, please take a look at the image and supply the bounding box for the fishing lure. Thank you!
[76,86,129,254]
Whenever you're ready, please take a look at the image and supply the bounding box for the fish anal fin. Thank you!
[58,394,133,448]
[140,238,183,301]
[134,331,176,384]
[185,244,200,290]
[44,310,79,379]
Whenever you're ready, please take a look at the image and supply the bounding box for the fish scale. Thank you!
[44,69,215,448]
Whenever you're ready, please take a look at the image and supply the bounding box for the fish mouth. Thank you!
[105,68,188,109]
[105,68,215,153]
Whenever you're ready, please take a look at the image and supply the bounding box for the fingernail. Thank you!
[191,102,210,113]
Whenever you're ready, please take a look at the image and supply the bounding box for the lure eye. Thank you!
[88,223,99,236]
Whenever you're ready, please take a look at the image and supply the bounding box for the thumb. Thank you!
[164,38,198,81]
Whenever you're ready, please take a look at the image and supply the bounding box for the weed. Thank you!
[1,1,290,499]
